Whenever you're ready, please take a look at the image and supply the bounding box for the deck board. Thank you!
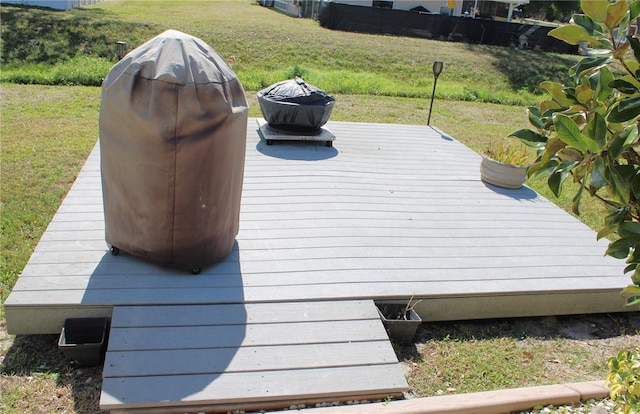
[100,300,407,412]
[109,300,380,326]
[107,320,387,350]
[103,341,397,377]
[4,119,632,335]
[101,365,406,411]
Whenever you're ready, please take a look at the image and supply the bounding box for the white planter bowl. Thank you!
[480,156,528,189]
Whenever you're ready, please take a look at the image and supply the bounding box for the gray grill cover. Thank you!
[257,78,334,130]
[99,29,248,270]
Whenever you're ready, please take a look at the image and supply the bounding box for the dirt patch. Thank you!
[415,312,640,343]
[0,320,104,414]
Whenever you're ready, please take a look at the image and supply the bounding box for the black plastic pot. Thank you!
[58,317,109,367]
[257,78,335,131]
[377,303,422,345]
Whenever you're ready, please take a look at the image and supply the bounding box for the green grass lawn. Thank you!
[0,1,628,412]
[1,0,579,103]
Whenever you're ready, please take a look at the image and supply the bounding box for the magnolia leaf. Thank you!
[572,180,586,215]
[580,128,603,153]
[608,125,638,160]
[540,81,575,107]
[622,285,640,295]
[588,71,599,91]
[591,156,608,187]
[596,37,614,50]
[609,79,638,94]
[557,160,580,173]
[605,0,629,32]
[618,94,640,112]
[581,0,608,23]
[609,165,633,204]
[529,159,558,179]
[608,97,640,123]
[509,129,547,148]
[537,152,550,168]
[628,35,640,63]
[558,147,584,163]
[606,238,633,259]
[554,114,588,152]
[565,86,577,100]
[621,72,640,92]
[631,0,640,20]
[526,106,545,129]
[616,164,637,183]
[572,13,602,36]
[594,66,614,100]
[583,111,607,150]
[548,169,571,197]
[564,106,588,120]
[546,136,568,156]
[548,25,599,46]
[571,159,589,180]
[625,295,640,306]
[621,244,640,268]
[632,173,640,198]
[575,84,595,105]
[628,58,640,71]
[598,225,618,240]
[626,257,640,272]
[624,59,640,76]
[540,100,563,115]
[618,221,640,237]
[605,205,630,227]
[625,250,640,266]
[570,56,611,84]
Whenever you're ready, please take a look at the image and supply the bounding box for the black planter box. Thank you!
[377,303,422,345]
[58,317,109,367]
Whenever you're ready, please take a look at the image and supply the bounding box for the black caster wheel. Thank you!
[110,246,120,256]
[266,139,273,146]
[191,268,202,275]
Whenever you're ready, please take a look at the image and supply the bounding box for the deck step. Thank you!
[100,300,408,413]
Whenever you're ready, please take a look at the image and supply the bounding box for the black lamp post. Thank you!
[428,61,444,126]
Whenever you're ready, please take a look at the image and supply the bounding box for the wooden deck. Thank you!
[4,119,631,336]
[5,119,635,413]
[101,300,407,413]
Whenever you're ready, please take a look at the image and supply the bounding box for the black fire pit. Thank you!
[257,77,335,131]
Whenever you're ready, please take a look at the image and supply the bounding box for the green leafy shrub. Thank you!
[509,1,640,409]
[285,64,309,79]
[607,349,640,413]
[511,0,640,307]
